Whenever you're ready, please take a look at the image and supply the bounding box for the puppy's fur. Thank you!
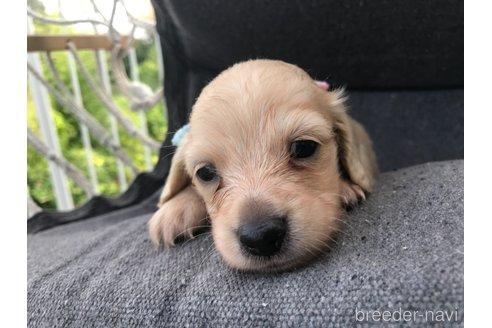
[149,60,377,272]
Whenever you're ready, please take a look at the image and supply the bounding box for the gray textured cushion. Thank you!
[28,160,464,327]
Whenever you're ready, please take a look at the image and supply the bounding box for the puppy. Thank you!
[149,59,377,272]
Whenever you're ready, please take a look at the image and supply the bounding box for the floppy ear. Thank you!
[327,90,378,204]
[158,135,191,206]
[150,134,209,247]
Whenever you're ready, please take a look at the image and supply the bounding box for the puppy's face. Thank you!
[153,60,377,272]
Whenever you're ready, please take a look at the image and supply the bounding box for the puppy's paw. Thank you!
[340,181,367,208]
[148,186,208,248]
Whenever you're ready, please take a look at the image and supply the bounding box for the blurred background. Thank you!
[27,0,167,213]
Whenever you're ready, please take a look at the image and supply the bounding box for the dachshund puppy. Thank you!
[149,59,377,272]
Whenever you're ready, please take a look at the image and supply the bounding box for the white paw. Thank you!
[148,187,207,248]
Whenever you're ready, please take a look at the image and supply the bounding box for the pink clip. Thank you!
[314,80,330,90]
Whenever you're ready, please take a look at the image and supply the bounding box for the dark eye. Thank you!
[196,164,217,182]
[290,140,319,159]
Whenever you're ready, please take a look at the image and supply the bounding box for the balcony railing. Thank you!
[27,2,166,217]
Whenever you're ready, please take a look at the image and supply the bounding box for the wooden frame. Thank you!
[27,35,133,52]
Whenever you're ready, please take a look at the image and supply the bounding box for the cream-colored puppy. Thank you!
[149,59,377,272]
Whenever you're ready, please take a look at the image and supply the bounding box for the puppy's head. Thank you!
[163,60,377,271]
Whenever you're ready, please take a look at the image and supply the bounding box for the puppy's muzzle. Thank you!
[237,216,287,257]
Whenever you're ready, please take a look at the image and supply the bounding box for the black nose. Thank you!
[238,216,287,257]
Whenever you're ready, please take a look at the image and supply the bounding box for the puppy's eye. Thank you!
[290,140,319,159]
[196,164,217,182]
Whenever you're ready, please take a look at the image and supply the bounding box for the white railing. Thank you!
[27,1,165,215]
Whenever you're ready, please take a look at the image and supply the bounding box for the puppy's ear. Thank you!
[158,135,190,206]
[150,134,208,247]
[326,90,378,205]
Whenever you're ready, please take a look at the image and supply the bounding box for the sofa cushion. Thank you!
[347,89,463,171]
[153,0,464,169]
[28,160,463,327]
[152,0,463,90]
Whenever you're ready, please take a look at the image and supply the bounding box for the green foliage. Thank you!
[27,29,167,209]
[27,0,45,14]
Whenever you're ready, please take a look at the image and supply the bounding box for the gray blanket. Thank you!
[27,160,464,327]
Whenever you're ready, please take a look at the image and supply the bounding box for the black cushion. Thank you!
[152,0,464,169]
[152,0,463,90]
[347,89,463,171]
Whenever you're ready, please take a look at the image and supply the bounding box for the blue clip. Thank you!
[172,124,190,146]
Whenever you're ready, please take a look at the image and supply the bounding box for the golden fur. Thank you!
[148,59,377,272]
